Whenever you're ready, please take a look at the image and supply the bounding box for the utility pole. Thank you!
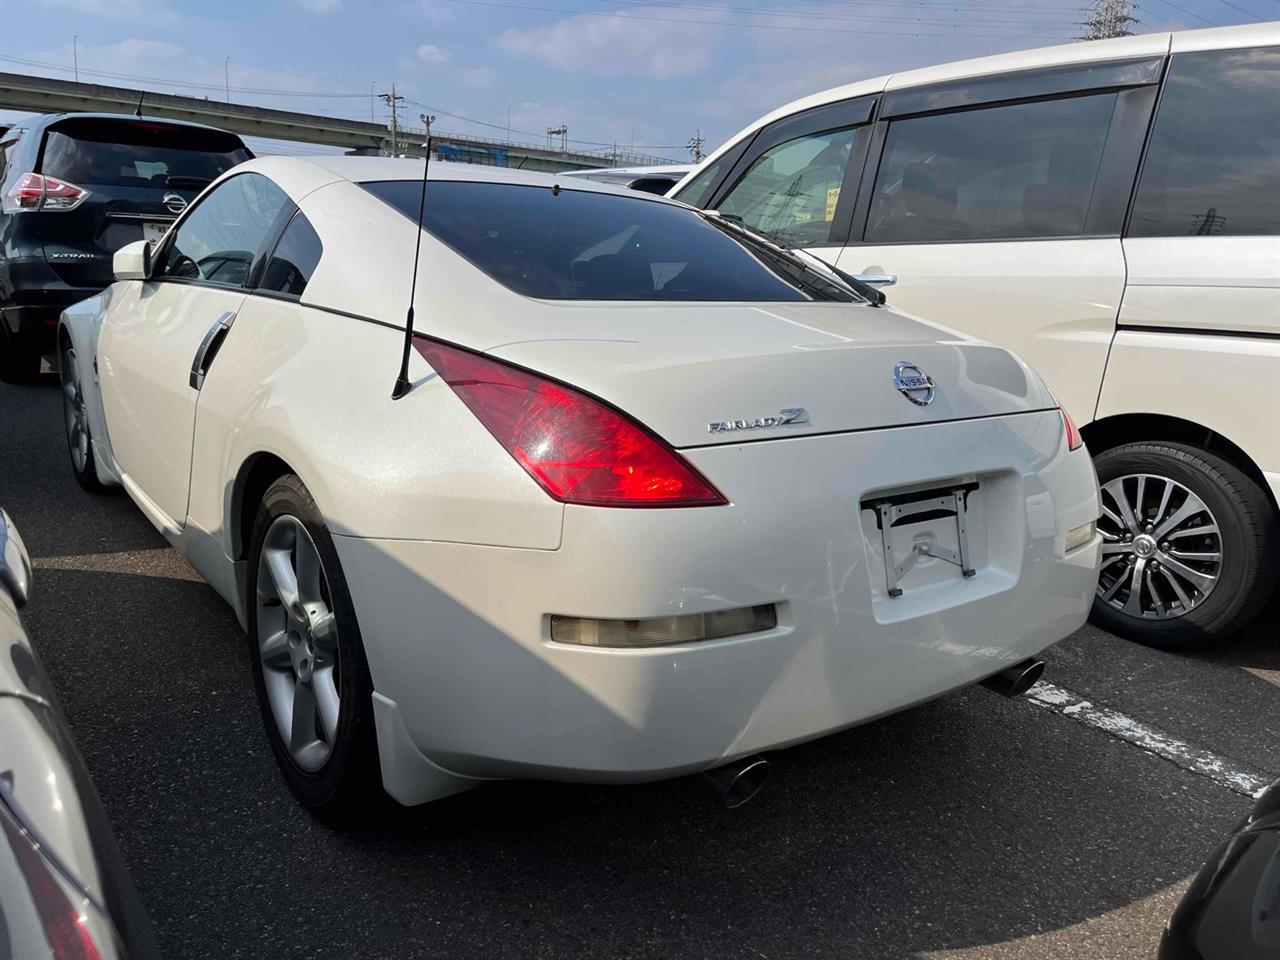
[73,36,78,83]
[224,57,230,101]
[1076,0,1139,40]
[687,129,705,163]
[419,113,435,158]
[379,84,405,155]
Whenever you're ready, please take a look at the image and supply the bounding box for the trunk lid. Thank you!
[484,301,1056,448]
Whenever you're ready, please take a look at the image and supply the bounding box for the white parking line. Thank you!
[1026,681,1274,799]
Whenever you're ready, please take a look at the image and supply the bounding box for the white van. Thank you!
[672,23,1280,648]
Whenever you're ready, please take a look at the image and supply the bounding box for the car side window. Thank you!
[259,212,322,298]
[715,126,859,246]
[671,154,732,208]
[1129,46,1280,238]
[155,172,288,287]
[865,93,1117,243]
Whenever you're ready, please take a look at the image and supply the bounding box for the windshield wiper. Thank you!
[698,211,884,306]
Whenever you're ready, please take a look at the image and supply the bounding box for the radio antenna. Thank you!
[390,135,431,400]
[134,90,145,118]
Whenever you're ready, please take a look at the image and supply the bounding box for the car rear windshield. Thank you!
[361,179,857,302]
[39,119,251,188]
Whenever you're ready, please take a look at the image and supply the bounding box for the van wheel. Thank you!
[1090,441,1280,648]
[247,474,386,825]
[60,346,105,492]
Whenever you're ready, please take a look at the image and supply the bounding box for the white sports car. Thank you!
[58,157,1101,819]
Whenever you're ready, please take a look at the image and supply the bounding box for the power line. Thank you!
[1215,0,1266,20]
[432,0,1076,38]
[1153,0,1217,25]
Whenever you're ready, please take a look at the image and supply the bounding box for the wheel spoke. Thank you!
[1160,554,1216,592]
[1122,557,1148,614]
[289,680,317,754]
[1134,475,1147,522]
[1099,571,1126,601]
[295,534,323,608]
[1101,542,1131,556]
[1145,568,1166,617]
[263,546,301,612]
[1167,549,1221,562]
[1103,479,1141,533]
[1100,503,1125,530]
[1168,523,1218,541]
[1159,567,1195,611]
[260,630,292,671]
[313,667,340,742]
[1154,492,1209,540]
[1152,478,1174,529]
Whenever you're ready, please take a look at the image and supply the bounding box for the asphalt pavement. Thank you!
[2,371,1278,960]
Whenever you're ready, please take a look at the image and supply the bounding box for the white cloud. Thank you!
[463,66,496,88]
[298,0,340,11]
[416,44,451,64]
[497,5,719,79]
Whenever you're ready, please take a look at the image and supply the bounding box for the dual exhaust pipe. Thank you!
[694,657,1044,809]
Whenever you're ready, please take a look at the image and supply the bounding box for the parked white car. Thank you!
[670,22,1280,648]
[58,157,1100,818]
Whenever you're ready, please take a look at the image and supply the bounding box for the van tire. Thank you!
[1089,441,1280,649]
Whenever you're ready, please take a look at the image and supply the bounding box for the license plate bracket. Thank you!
[865,483,979,598]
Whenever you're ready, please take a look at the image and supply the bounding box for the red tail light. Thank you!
[3,173,90,212]
[1061,407,1084,452]
[415,338,727,507]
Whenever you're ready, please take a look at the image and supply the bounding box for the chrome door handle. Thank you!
[853,273,897,286]
[189,311,236,390]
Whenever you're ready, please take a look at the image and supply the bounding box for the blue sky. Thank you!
[1,0,1276,163]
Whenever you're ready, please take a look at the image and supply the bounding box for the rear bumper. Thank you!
[1,256,100,346]
[336,409,1100,797]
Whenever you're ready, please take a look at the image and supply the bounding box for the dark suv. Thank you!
[0,114,252,381]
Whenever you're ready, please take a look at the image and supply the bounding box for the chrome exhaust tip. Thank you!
[697,755,770,809]
[979,658,1046,699]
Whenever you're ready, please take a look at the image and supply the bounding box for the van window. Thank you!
[715,126,860,246]
[1129,46,1280,238]
[865,93,1117,243]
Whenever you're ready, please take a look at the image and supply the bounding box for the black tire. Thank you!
[59,345,107,493]
[1090,441,1280,648]
[0,330,42,383]
[246,474,386,824]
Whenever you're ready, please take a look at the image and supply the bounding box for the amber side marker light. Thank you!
[551,605,778,648]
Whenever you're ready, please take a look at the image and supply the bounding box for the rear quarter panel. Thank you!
[185,295,565,567]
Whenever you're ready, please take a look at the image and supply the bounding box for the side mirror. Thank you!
[0,508,32,608]
[113,239,152,281]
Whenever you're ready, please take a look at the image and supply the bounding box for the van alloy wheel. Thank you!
[1096,473,1222,620]
[255,514,342,773]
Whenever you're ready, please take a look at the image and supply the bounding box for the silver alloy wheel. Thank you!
[61,347,89,474]
[255,515,341,772]
[1096,473,1223,620]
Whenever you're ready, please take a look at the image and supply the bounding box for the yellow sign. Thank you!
[825,186,840,221]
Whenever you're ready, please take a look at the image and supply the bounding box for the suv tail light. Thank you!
[3,173,90,213]
[1061,407,1084,452]
[415,338,727,507]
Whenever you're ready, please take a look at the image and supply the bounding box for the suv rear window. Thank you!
[362,180,857,302]
[39,119,250,188]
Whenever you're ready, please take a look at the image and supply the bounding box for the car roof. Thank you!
[18,112,248,137]
[243,155,690,206]
[694,22,1277,174]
